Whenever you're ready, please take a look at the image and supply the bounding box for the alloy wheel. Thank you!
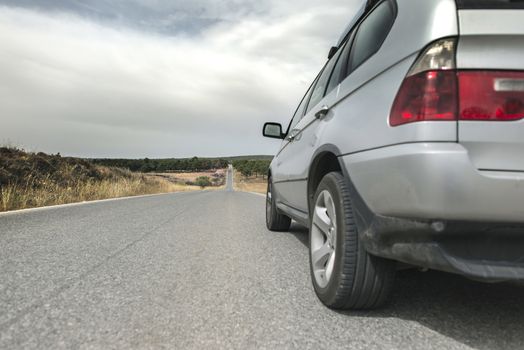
[310,190,337,288]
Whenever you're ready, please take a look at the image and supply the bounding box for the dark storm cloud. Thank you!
[0,0,262,34]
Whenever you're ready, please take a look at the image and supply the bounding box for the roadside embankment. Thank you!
[0,147,198,212]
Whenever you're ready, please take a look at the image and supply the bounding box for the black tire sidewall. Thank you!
[309,172,356,304]
[266,178,274,228]
[266,177,291,231]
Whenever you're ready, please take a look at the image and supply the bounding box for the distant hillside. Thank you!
[0,147,105,187]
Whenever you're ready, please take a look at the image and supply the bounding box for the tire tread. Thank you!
[311,172,395,310]
[266,178,291,232]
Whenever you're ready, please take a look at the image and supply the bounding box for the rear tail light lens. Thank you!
[458,71,524,121]
[409,39,456,76]
[390,37,524,126]
[390,38,458,127]
[389,70,458,126]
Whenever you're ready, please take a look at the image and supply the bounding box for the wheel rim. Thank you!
[311,190,337,288]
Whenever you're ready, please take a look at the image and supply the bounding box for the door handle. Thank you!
[287,129,300,142]
[315,105,330,119]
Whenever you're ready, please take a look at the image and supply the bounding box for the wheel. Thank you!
[266,177,291,231]
[309,172,395,310]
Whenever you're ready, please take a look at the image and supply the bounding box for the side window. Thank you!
[326,38,352,96]
[287,81,315,133]
[305,46,345,114]
[349,0,395,72]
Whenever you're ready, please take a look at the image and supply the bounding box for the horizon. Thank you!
[1,144,273,160]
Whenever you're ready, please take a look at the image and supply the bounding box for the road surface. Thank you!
[1,173,524,349]
[226,165,233,191]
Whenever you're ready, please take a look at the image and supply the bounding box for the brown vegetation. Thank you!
[151,169,225,187]
[0,147,200,212]
[233,169,267,194]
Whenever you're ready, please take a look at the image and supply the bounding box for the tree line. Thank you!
[91,157,229,173]
[232,160,271,178]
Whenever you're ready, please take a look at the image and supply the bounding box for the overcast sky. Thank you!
[0,0,360,158]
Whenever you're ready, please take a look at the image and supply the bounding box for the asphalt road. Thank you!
[226,165,233,191]
[1,174,524,349]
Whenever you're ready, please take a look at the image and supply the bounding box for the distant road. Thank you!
[1,184,524,348]
[226,164,233,191]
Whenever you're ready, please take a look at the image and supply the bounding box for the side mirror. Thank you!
[327,46,338,59]
[263,122,284,139]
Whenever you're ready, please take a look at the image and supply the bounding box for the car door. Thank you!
[271,81,315,204]
[274,40,351,215]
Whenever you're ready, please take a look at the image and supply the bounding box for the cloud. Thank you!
[0,1,359,157]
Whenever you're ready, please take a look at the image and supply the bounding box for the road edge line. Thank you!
[248,192,266,198]
[0,191,190,217]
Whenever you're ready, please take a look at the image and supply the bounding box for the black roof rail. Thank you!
[457,0,524,9]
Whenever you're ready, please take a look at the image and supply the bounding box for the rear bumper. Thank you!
[342,142,524,223]
[357,219,524,281]
[340,142,524,281]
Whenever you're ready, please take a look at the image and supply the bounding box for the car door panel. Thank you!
[274,37,351,214]
[274,88,341,213]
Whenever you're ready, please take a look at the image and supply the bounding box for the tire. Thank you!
[266,177,291,231]
[309,172,395,310]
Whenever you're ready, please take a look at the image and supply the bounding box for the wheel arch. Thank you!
[307,144,346,215]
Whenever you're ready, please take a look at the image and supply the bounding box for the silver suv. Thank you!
[262,0,524,310]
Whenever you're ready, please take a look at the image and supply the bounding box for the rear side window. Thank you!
[287,81,316,132]
[326,40,351,96]
[457,0,524,9]
[305,49,343,114]
[348,0,396,72]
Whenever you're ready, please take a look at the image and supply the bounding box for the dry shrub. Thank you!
[0,147,199,212]
[233,170,267,194]
[0,174,198,212]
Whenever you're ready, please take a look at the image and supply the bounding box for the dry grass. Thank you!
[233,170,267,194]
[162,171,221,182]
[0,147,227,212]
[0,172,200,212]
[150,170,226,189]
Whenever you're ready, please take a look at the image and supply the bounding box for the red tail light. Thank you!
[390,38,524,126]
[389,70,458,126]
[390,69,524,126]
[458,71,524,121]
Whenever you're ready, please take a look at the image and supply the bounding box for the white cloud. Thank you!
[0,1,359,157]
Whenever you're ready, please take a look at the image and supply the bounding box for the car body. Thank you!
[263,0,524,309]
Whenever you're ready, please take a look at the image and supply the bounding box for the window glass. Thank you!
[287,81,315,133]
[305,46,345,114]
[349,1,395,72]
[326,40,350,96]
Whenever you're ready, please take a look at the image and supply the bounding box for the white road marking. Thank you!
[248,192,266,198]
[0,191,190,217]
